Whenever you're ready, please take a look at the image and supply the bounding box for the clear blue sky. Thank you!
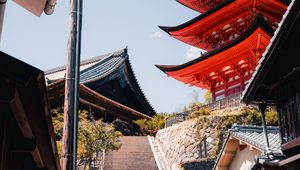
[0,0,206,113]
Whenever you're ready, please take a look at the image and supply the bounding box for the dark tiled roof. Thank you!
[45,49,125,75]
[213,124,281,170]
[45,48,156,115]
[79,49,155,114]
[230,124,281,153]
[80,51,126,83]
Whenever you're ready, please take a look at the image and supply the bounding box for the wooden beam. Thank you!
[79,98,132,122]
[80,84,152,120]
[281,137,300,151]
[31,148,44,168]
[216,166,228,170]
[47,80,152,120]
[9,89,45,168]
[278,153,300,166]
[222,151,236,157]
[10,89,34,139]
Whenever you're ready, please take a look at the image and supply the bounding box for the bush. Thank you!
[134,113,168,136]
[188,107,211,119]
[51,108,122,168]
[266,108,278,126]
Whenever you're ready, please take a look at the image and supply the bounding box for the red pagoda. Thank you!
[157,0,289,103]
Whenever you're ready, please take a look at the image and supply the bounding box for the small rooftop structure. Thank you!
[214,124,282,170]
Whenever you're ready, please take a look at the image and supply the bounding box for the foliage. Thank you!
[190,106,279,157]
[204,90,212,104]
[188,102,204,112]
[77,116,122,158]
[51,108,122,168]
[188,107,211,119]
[134,113,168,136]
[266,108,278,126]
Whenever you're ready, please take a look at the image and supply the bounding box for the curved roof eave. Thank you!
[79,49,156,115]
[158,0,289,35]
[158,0,233,34]
[156,14,274,73]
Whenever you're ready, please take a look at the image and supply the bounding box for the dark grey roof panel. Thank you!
[80,52,127,83]
[230,124,281,153]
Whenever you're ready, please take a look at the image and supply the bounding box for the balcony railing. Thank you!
[204,92,243,110]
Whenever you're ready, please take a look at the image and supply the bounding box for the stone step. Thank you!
[104,136,158,170]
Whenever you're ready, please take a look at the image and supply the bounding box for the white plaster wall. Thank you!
[229,145,261,170]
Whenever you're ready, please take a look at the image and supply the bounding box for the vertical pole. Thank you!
[0,0,6,41]
[259,103,270,152]
[61,0,83,169]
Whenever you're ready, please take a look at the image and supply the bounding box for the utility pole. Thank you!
[61,0,83,169]
[0,0,6,41]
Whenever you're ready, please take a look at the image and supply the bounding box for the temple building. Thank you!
[157,0,289,105]
[45,48,155,134]
[242,0,300,168]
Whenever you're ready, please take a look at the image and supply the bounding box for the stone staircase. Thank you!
[104,136,159,170]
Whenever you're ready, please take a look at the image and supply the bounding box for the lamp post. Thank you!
[61,0,83,169]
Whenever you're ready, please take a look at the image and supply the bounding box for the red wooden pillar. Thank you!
[240,74,245,91]
[211,87,216,102]
[224,82,228,97]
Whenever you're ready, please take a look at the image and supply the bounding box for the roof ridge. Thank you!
[79,52,127,84]
[230,124,279,133]
[45,48,127,75]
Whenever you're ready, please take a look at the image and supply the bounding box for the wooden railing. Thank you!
[205,92,243,110]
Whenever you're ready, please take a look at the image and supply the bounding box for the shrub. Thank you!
[51,108,122,168]
[134,113,168,136]
[188,107,211,119]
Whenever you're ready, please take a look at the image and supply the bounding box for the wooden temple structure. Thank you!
[242,0,300,168]
[157,0,289,104]
[46,48,155,134]
[0,51,60,170]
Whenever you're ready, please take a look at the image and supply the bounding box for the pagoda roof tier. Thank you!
[156,16,273,90]
[176,0,226,13]
[159,0,287,51]
[176,0,290,13]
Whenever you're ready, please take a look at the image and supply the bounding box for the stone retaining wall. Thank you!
[155,116,225,169]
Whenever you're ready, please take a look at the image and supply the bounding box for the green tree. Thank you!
[204,90,212,104]
[52,109,122,169]
[134,113,168,136]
